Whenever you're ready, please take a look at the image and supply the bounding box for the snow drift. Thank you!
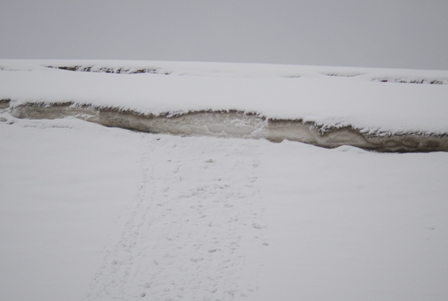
[1,60,448,152]
[5,101,447,152]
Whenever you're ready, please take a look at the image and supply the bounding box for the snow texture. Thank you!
[1,60,448,152]
[1,114,447,301]
[1,59,448,135]
[7,102,448,152]
[1,60,448,300]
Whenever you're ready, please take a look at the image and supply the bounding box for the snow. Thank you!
[1,60,448,134]
[1,60,448,300]
[1,114,448,301]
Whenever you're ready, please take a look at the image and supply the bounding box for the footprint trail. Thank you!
[85,134,268,301]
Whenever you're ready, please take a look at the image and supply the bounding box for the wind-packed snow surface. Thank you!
[1,61,448,300]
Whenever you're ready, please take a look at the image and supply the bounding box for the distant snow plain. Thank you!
[1,60,447,301]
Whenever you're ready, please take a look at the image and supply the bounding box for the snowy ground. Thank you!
[1,114,447,301]
[1,60,448,300]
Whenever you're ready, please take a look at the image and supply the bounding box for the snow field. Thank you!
[258,141,448,301]
[1,58,448,300]
[0,118,142,301]
[1,114,448,301]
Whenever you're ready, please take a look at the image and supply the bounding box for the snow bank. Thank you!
[1,60,447,151]
[6,102,447,152]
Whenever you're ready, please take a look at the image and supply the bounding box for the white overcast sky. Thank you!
[1,0,447,70]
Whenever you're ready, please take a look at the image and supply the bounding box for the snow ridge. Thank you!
[7,101,448,152]
[2,60,448,151]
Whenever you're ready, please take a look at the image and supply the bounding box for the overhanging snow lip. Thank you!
[8,101,448,153]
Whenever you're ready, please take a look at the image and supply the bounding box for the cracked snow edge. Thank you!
[5,100,448,153]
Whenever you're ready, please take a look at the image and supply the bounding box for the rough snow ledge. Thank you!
[8,101,448,152]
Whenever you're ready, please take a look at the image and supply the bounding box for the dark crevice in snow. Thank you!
[0,99,11,109]
[9,102,448,153]
[45,65,172,75]
[371,77,447,85]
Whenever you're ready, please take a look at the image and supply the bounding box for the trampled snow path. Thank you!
[85,134,268,301]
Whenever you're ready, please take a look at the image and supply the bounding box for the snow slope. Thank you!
[1,61,448,300]
[1,60,448,151]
